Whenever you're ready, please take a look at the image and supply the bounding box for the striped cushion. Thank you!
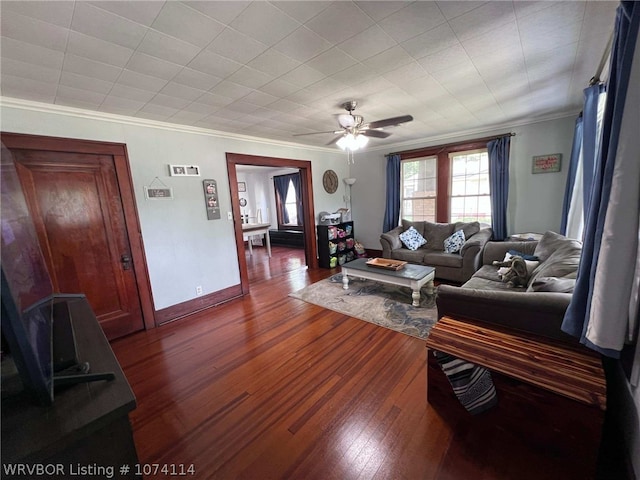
[434,351,498,414]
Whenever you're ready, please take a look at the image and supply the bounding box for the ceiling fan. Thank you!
[294,101,413,151]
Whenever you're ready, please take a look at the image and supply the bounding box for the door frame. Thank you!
[226,153,317,295]
[1,132,156,331]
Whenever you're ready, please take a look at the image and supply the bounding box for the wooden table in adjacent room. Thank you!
[341,258,435,307]
[242,223,272,257]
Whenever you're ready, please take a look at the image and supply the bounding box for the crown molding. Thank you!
[0,96,336,154]
[364,109,581,154]
[1,96,580,157]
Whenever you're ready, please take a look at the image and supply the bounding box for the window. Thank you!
[274,172,302,229]
[450,149,491,224]
[400,156,437,222]
[284,180,298,225]
[392,135,502,227]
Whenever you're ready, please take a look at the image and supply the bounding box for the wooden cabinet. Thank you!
[1,297,140,478]
[317,221,357,269]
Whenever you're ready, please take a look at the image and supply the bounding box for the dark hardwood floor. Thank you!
[111,245,601,479]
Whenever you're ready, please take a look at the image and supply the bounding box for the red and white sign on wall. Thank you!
[532,153,562,174]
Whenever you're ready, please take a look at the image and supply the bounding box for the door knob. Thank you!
[121,254,132,270]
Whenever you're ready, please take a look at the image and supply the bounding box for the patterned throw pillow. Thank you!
[399,226,427,251]
[443,229,466,253]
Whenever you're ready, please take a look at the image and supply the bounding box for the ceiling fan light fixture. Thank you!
[356,134,368,149]
[337,133,368,151]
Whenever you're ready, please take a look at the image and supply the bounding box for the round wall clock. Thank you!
[322,170,339,194]
[239,198,247,207]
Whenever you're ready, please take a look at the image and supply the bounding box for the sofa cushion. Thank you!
[472,265,504,283]
[424,222,455,251]
[398,226,427,250]
[463,275,520,291]
[444,230,465,253]
[527,242,582,290]
[454,221,481,240]
[534,231,579,262]
[391,248,425,264]
[423,252,463,268]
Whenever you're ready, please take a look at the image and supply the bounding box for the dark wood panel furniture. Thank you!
[269,229,304,247]
[426,316,606,479]
[1,297,139,478]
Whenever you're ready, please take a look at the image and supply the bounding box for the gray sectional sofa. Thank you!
[380,220,493,283]
[436,230,583,345]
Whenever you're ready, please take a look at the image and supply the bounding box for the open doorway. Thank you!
[226,153,317,295]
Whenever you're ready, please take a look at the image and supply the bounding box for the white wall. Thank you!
[0,101,348,310]
[349,115,575,249]
[0,102,576,303]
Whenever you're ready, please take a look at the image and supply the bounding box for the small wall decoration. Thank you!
[532,153,562,174]
[170,164,201,176]
[145,187,173,199]
[203,179,221,220]
[322,170,339,193]
[238,181,246,192]
[144,177,173,199]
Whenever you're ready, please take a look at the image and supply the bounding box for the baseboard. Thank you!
[155,284,243,325]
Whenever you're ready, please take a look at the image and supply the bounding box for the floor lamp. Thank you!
[343,177,356,220]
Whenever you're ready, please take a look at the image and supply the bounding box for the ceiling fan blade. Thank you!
[293,130,342,137]
[326,136,341,146]
[362,130,391,138]
[367,115,413,129]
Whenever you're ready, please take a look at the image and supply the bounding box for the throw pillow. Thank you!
[443,229,466,253]
[399,226,427,251]
[530,276,576,293]
[533,231,581,262]
[401,219,426,238]
[527,242,582,289]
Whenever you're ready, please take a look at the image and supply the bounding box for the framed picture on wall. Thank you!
[169,164,201,176]
[238,182,246,192]
[532,154,562,174]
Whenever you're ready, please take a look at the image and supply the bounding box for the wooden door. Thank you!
[11,149,145,339]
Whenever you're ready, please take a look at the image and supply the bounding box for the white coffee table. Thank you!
[341,258,435,307]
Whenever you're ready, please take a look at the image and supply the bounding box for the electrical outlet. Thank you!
[196,285,203,296]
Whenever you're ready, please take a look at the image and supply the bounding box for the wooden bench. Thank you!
[425,316,606,479]
[426,316,606,409]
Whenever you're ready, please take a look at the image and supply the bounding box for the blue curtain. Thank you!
[560,114,583,235]
[561,1,640,357]
[581,83,606,218]
[273,174,291,224]
[382,154,401,233]
[487,136,510,240]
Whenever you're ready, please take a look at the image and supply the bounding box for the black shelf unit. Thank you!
[317,221,356,269]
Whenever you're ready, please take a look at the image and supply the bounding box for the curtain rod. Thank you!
[387,132,515,157]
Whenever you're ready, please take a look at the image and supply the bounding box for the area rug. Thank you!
[289,274,437,340]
